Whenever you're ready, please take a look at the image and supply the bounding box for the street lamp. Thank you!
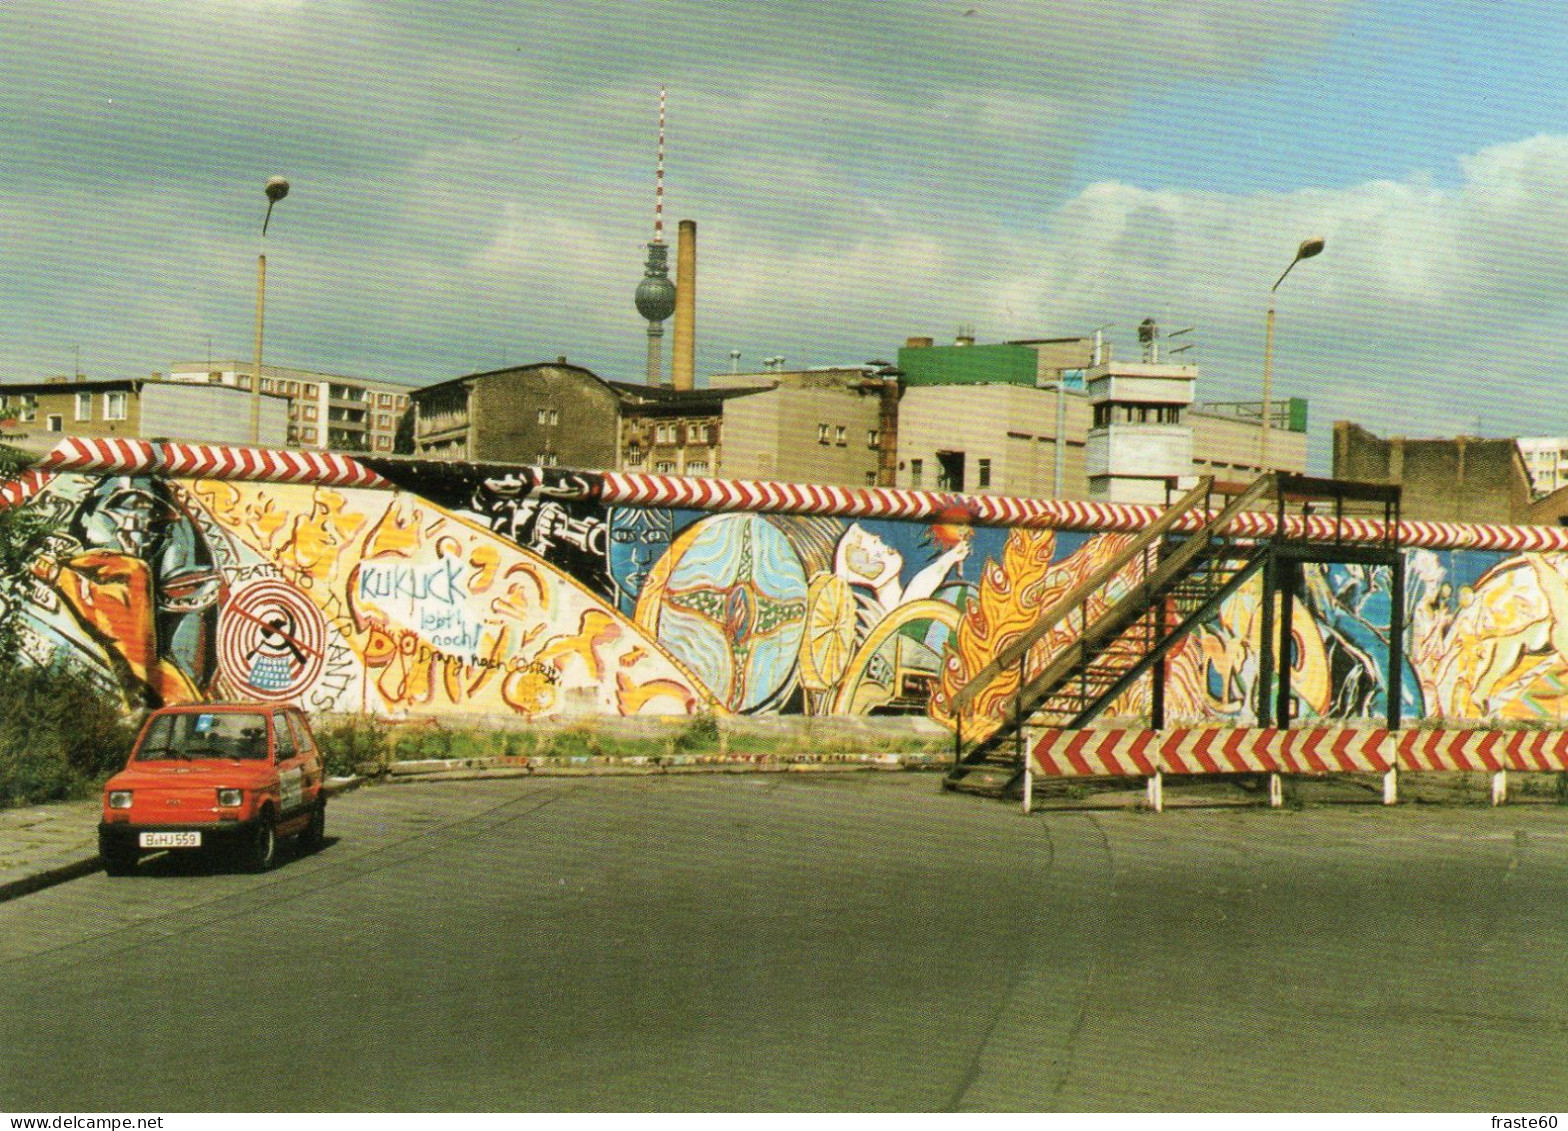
[1260,235,1324,470]
[251,176,291,444]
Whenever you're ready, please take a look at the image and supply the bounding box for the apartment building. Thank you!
[167,362,411,453]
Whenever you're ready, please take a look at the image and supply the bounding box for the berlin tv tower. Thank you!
[633,87,677,385]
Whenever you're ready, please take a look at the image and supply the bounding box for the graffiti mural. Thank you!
[10,448,1568,729]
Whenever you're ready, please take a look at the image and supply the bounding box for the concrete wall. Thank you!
[9,450,1568,732]
[142,383,287,447]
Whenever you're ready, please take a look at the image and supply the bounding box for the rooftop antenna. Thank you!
[1091,323,1114,366]
[633,86,677,384]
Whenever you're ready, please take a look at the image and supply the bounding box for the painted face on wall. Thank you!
[835,522,902,590]
[608,507,673,612]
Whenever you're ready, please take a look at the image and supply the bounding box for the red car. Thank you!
[98,703,327,875]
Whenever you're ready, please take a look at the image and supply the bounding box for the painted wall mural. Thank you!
[6,449,1568,730]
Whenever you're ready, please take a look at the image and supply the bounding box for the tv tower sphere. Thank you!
[635,244,677,322]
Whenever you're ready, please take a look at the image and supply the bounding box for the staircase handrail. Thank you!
[949,476,1216,713]
[987,471,1277,726]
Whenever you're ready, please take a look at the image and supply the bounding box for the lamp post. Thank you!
[251,176,291,444]
[1260,235,1324,471]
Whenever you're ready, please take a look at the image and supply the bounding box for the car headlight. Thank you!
[108,790,133,809]
[216,788,244,808]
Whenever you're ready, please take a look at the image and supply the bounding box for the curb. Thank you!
[0,855,102,904]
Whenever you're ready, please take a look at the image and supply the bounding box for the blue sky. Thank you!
[1087,0,1568,194]
[2,0,1567,460]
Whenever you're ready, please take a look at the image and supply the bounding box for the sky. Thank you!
[3,0,1568,460]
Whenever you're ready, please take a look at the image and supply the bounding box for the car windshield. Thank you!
[136,712,269,761]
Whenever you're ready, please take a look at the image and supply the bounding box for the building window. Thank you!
[867,429,880,449]
[104,392,127,421]
[46,414,62,433]
[625,447,644,469]
[379,393,393,407]
[866,472,877,485]
[377,414,392,429]
[376,436,392,451]
[910,458,923,488]
[978,458,992,489]
[817,423,829,444]
[302,426,317,443]
[835,425,847,446]
[75,392,91,421]
[304,384,318,398]
[286,381,299,395]
[654,460,676,473]
[687,460,709,476]
[260,377,274,392]
[537,452,559,467]
[304,406,318,422]
[238,375,252,390]
[656,422,676,444]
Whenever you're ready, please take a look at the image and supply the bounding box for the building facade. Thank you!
[167,362,411,453]
[710,367,891,486]
[893,332,1306,500]
[0,376,288,450]
[1517,437,1568,498]
[1333,421,1536,525]
[410,362,623,466]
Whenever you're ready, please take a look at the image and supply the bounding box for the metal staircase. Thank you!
[944,474,1277,796]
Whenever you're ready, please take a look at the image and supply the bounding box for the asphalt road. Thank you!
[3,773,1568,1111]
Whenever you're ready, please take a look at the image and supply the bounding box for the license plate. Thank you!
[139,831,202,849]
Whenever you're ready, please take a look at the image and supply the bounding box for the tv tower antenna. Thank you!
[654,84,665,245]
[634,85,677,385]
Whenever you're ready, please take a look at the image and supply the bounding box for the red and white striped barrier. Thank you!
[1033,726,1568,778]
[1030,726,1397,777]
[9,439,1568,554]
[1394,728,1568,772]
[29,437,388,490]
[0,468,55,509]
[1279,727,1394,774]
[1025,725,1568,811]
[1031,728,1161,777]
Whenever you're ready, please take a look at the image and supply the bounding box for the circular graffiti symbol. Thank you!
[218,581,328,701]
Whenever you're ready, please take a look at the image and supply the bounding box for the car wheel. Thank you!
[298,798,326,854]
[244,809,278,873]
[99,833,137,877]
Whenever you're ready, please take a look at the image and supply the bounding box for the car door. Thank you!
[272,709,306,818]
[286,710,323,805]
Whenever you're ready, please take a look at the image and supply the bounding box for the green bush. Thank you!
[0,664,137,807]
[312,714,390,777]
[673,713,720,753]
